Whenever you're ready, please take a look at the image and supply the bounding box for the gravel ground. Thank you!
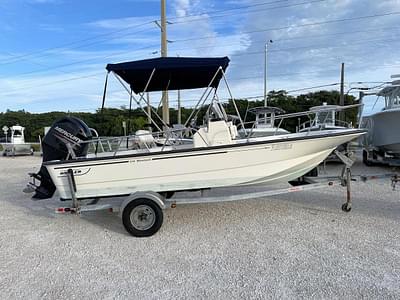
[0,155,399,299]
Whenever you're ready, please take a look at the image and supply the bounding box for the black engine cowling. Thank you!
[32,116,92,199]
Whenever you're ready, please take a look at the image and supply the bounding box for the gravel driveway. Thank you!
[0,156,399,299]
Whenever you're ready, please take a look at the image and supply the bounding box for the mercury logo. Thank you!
[54,126,82,144]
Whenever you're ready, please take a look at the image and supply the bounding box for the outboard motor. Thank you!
[32,117,92,199]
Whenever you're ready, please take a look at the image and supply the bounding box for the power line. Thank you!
[1,1,391,68]
[0,21,155,65]
[2,9,399,87]
[4,9,400,78]
[169,25,400,54]
[2,62,400,98]
[229,36,400,58]
[2,1,398,70]
[10,29,400,80]
[31,78,388,112]
[10,42,160,78]
[0,72,105,97]
[170,0,329,25]
[0,0,290,65]
[105,82,341,106]
[1,50,102,81]
[171,11,400,44]
[168,0,290,22]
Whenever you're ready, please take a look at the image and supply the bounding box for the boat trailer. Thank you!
[27,151,399,237]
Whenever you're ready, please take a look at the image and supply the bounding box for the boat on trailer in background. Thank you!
[299,102,355,160]
[360,75,400,166]
[238,106,289,138]
[299,102,353,132]
[25,56,366,237]
[2,125,33,156]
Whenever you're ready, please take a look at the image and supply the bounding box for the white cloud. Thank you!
[174,0,191,17]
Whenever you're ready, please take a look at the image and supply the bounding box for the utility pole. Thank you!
[177,53,181,125]
[357,91,364,127]
[339,62,345,120]
[161,0,169,125]
[177,89,181,124]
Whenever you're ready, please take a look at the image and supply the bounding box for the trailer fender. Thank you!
[119,191,166,217]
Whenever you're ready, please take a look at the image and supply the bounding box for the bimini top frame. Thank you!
[101,56,246,132]
[106,56,230,93]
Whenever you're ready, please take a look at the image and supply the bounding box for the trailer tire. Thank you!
[363,150,373,166]
[122,198,163,237]
[341,203,352,212]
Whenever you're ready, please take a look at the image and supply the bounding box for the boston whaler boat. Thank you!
[27,57,365,236]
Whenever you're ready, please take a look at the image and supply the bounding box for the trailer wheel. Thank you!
[362,150,373,166]
[122,198,163,237]
[341,203,352,212]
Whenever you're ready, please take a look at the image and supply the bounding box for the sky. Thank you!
[0,0,399,114]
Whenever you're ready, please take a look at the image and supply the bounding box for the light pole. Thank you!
[264,40,273,107]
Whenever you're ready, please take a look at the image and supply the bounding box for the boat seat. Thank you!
[193,120,237,147]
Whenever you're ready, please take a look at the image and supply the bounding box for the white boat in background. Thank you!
[299,103,352,132]
[28,56,365,201]
[360,76,400,165]
[299,102,354,159]
[2,125,33,156]
[238,106,289,137]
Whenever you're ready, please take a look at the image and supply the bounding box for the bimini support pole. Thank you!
[127,89,133,148]
[190,87,218,127]
[220,68,246,135]
[136,69,172,130]
[95,71,110,154]
[112,71,163,132]
[101,72,110,113]
[184,66,224,127]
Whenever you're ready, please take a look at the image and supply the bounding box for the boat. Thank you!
[299,102,352,132]
[360,76,400,165]
[29,56,365,201]
[299,102,354,159]
[238,106,289,137]
[1,125,33,156]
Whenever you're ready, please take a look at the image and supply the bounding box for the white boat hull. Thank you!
[2,143,32,156]
[44,130,364,200]
[362,108,400,155]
